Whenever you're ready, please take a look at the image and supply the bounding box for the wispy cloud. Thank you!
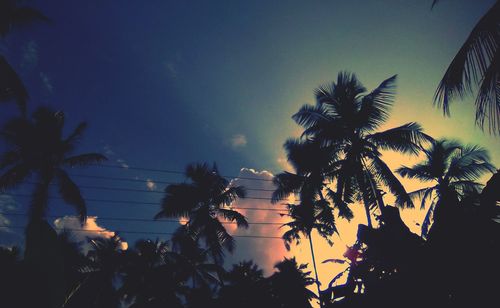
[0,195,18,234]
[39,72,53,93]
[146,178,157,191]
[229,134,248,149]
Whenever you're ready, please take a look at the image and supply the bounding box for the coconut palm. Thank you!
[280,200,336,307]
[269,257,317,308]
[0,0,49,37]
[292,72,430,227]
[168,225,225,289]
[432,0,500,134]
[155,162,248,264]
[396,139,496,238]
[218,260,275,308]
[0,106,107,223]
[76,236,125,308]
[120,239,186,308]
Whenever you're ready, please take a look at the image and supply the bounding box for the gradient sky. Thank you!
[1,0,499,295]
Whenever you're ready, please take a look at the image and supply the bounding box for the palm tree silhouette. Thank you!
[218,260,275,308]
[155,162,248,264]
[432,0,500,134]
[79,235,125,308]
[120,239,185,308]
[280,201,336,307]
[293,72,429,226]
[269,257,317,308]
[168,226,225,289]
[396,139,496,238]
[0,0,49,37]
[0,106,107,223]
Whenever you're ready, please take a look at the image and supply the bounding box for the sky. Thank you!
[0,0,499,296]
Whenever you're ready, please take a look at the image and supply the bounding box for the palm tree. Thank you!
[120,239,185,308]
[432,0,500,134]
[0,106,107,223]
[292,72,430,227]
[218,260,275,308]
[269,257,317,308]
[0,0,49,37]
[396,139,496,238]
[155,162,248,264]
[280,201,336,307]
[168,226,225,289]
[77,236,125,308]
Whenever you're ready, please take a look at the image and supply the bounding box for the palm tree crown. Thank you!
[155,162,248,264]
[0,106,107,222]
[292,72,430,226]
[433,0,500,134]
[396,139,496,237]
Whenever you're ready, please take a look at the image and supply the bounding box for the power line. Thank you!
[68,174,277,192]
[93,163,276,182]
[0,193,289,212]
[0,225,284,239]
[0,211,287,225]
[17,181,293,202]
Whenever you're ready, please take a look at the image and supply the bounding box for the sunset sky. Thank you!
[0,0,498,292]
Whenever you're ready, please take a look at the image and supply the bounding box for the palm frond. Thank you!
[0,55,28,114]
[396,164,435,182]
[292,104,334,130]
[0,164,30,191]
[357,75,397,131]
[272,172,304,203]
[366,122,431,154]
[212,185,246,207]
[369,156,414,208]
[434,1,500,132]
[55,169,86,223]
[475,49,500,133]
[217,208,248,228]
[155,183,201,219]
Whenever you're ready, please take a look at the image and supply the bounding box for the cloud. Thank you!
[0,195,18,233]
[224,168,290,275]
[53,216,128,254]
[146,179,157,191]
[164,62,178,79]
[21,40,38,70]
[229,134,248,149]
[39,72,53,93]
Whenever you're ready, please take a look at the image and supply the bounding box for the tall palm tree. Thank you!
[396,139,496,238]
[155,162,248,264]
[0,0,49,37]
[0,106,107,223]
[280,201,336,307]
[432,0,500,134]
[269,257,317,308]
[293,72,430,227]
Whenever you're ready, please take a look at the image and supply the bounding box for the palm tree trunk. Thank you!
[361,158,386,218]
[308,232,323,308]
[355,171,373,228]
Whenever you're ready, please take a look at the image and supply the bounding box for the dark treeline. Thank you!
[0,1,499,308]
